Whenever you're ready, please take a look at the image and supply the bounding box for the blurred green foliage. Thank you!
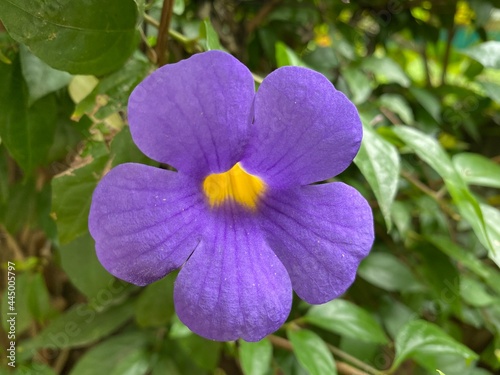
[1,0,500,374]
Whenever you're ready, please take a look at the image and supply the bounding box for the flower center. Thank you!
[202,163,266,210]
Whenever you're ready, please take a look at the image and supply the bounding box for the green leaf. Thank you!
[410,87,441,122]
[69,332,152,375]
[393,126,496,264]
[239,338,273,375]
[0,54,58,174]
[305,299,388,344]
[453,153,500,189]
[480,81,500,103]
[460,276,495,307]
[173,0,185,15]
[19,45,71,104]
[59,233,115,299]
[361,56,410,87]
[288,329,337,375]
[51,143,109,244]
[358,252,423,292]
[379,94,414,124]
[0,0,139,75]
[461,41,500,69]
[27,272,55,322]
[354,123,400,230]
[73,54,150,120]
[1,272,33,334]
[343,67,372,104]
[275,41,307,67]
[480,204,500,267]
[200,19,222,51]
[428,235,500,295]
[111,127,153,167]
[134,273,175,328]
[27,300,134,349]
[177,334,221,371]
[391,320,478,371]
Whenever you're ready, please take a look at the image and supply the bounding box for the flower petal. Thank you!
[259,182,374,304]
[241,67,362,187]
[89,163,205,286]
[128,51,255,178]
[174,206,292,341]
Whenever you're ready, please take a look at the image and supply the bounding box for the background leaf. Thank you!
[239,338,273,375]
[0,0,139,75]
[392,320,478,372]
[305,299,388,344]
[288,329,337,375]
[354,122,400,230]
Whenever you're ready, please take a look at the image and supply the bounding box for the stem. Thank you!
[441,27,455,85]
[155,0,175,66]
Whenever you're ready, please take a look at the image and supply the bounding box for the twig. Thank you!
[155,0,175,66]
[268,335,383,375]
[326,343,386,375]
[246,0,282,34]
[401,170,460,221]
[441,26,456,85]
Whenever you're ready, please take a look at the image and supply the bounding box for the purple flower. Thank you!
[88,51,374,341]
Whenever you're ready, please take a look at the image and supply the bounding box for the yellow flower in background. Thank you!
[314,24,332,47]
[455,1,474,26]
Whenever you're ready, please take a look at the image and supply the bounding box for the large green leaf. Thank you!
[391,320,478,372]
[0,0,139,75]
[69,332,152,375]
[453,153,500,189]
[354,123,400,230]
[51,143,109,244]
[288,329,337,375]
[305,299,388,344]
[73,54,150,120]
[275,41,308,67]
[361,56,410,87]
[358,252,423,292]
[461,41,500,69]
[393,126,497,265]
[19,45,72,104]
[239,338,273,375]
[27,300,134,349]
[0,54,58,174]
[58,233,115,299]
[134,273,175,328]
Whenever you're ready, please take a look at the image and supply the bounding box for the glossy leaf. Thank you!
[305,299,388,344]
[453,153,500,189]
[461,41,500,69]
[201,19,222,51]
[0,0,139,75]
[358,252,423,292]
[276,41,307,67]
[393,126,496,265]
[239,338,273,375]
[361,56,410,87]
[392,320,478,371]
[354,123,400,230]
[288,329,337,375]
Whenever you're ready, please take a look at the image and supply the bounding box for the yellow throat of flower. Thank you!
[202,163,266,210]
